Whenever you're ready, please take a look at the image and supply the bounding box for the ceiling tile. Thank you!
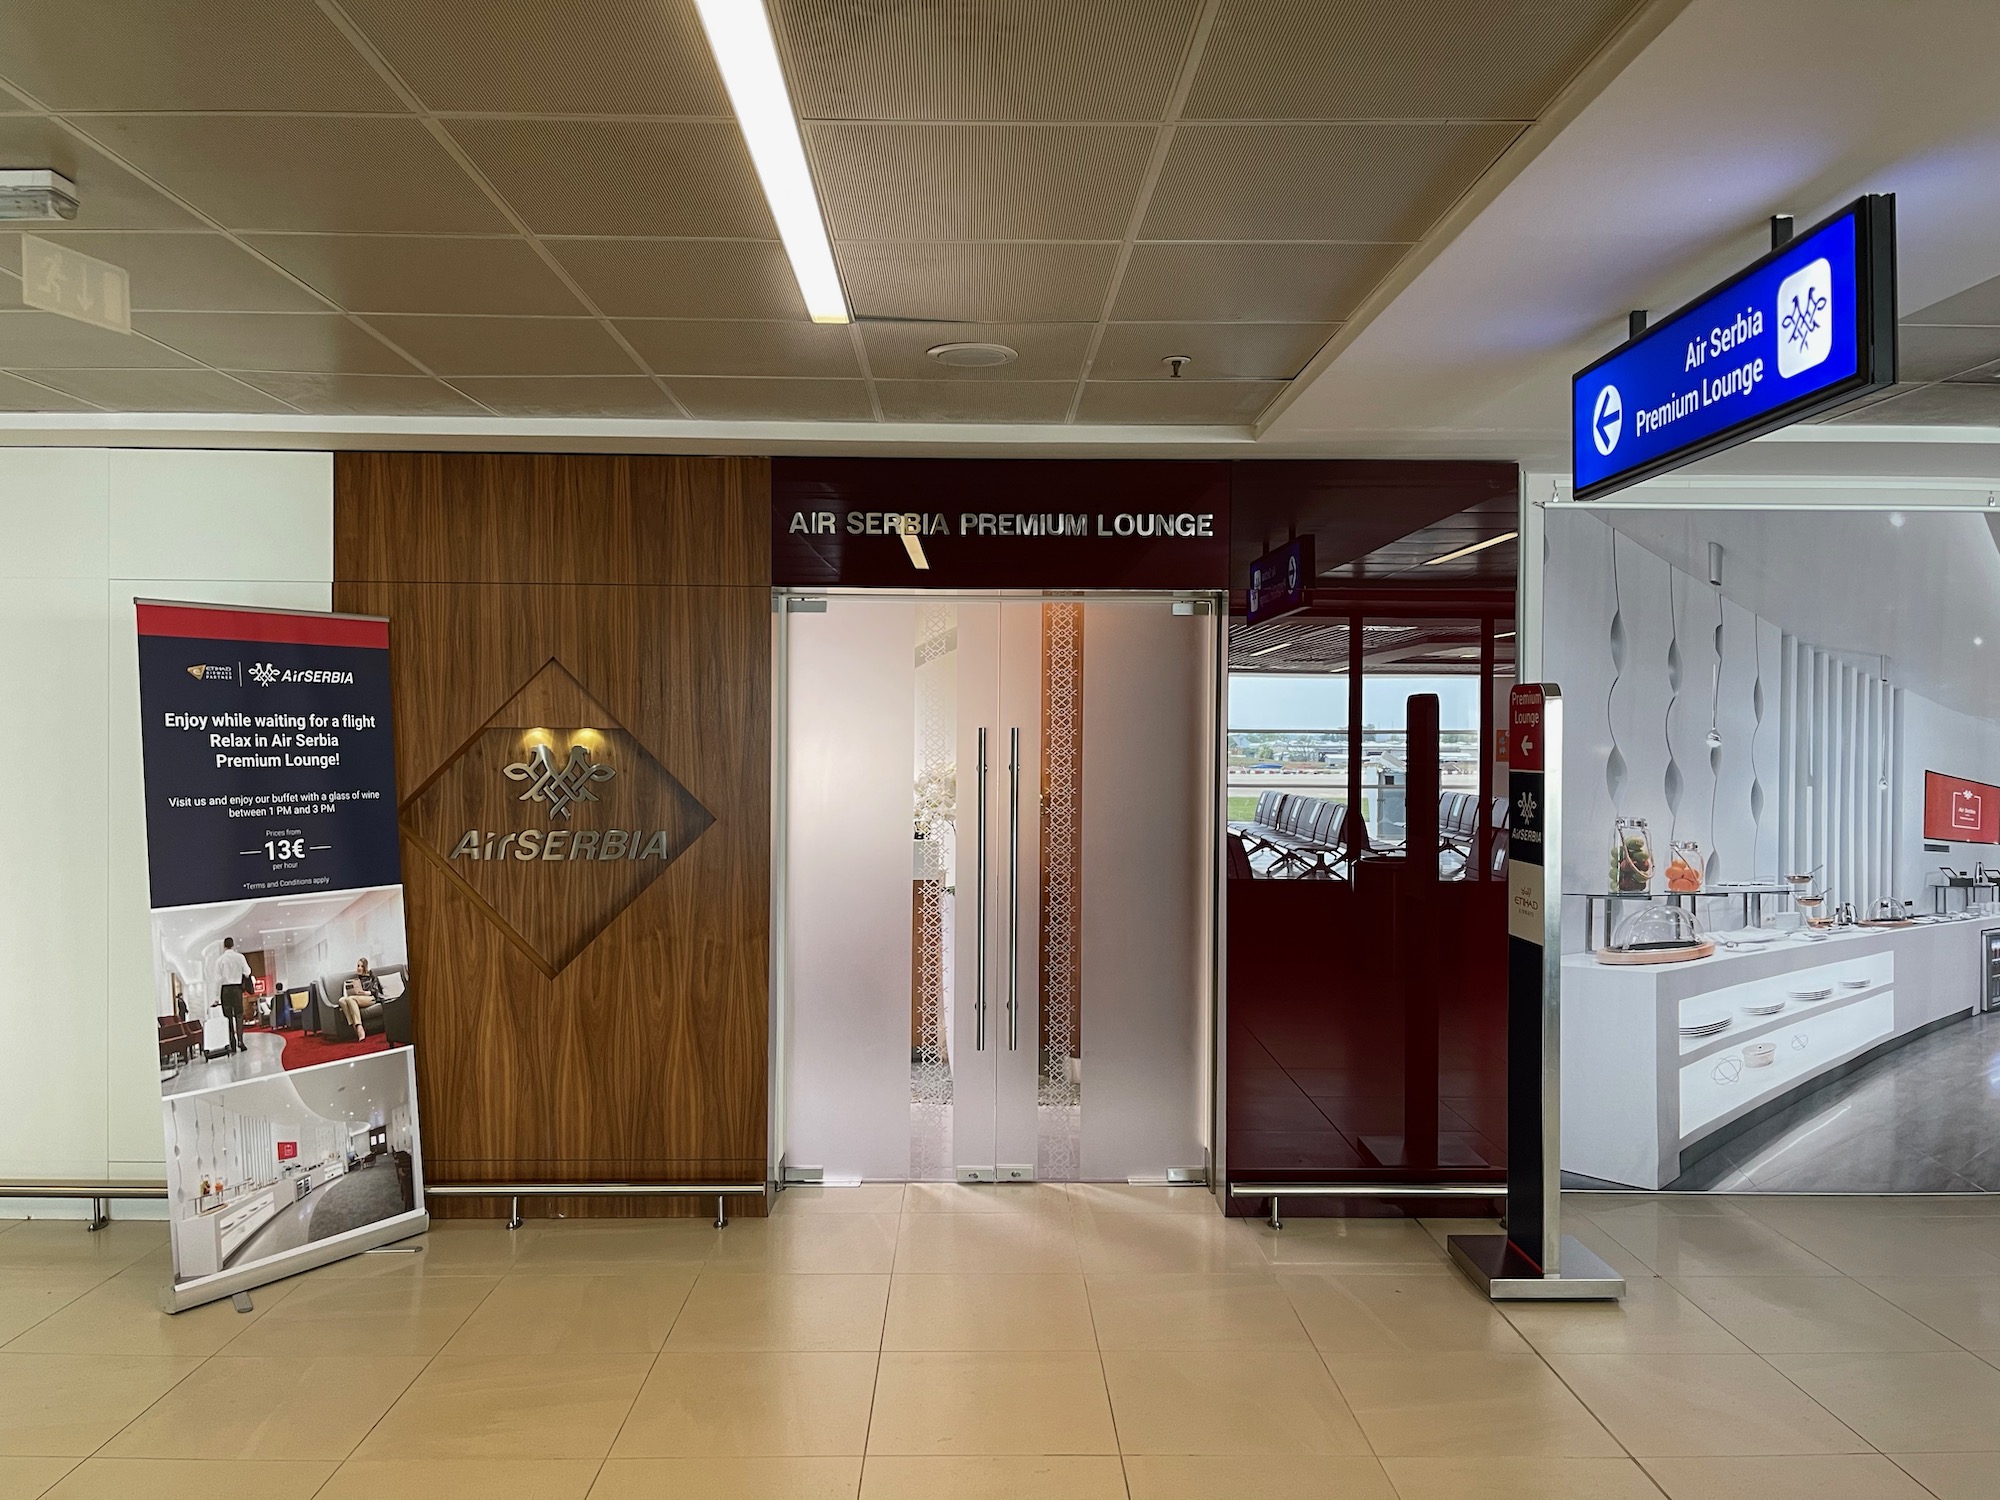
[0,371,97,411]
[1093,321,1332,380]
[72,115,513,233]
[1908,273,2000,327]
[232,371,486,415]
[667,377,873,421]
[616,320,859,378]
[843,243,1117,323]
[336,0,726,113]
[876,380,1075,423]
[134,311,420,373]
[446,120,772,238]
[449,376,680,417]
[24,367,293,412]
[812,124,1151,240]
[1076,379,1282,424]
[0,309,200,369]
[1142,122,1520,241]
[1830,381,2000,426]
[547,239,804,319]
[0,232,326,312]
[1185,0,1646,120]
[360,316,642,376]
[0,118,201,229]
[1113,242,1403,321]
[1894,325,2000,383]
[242,235,584,315]
[777,0,1202,121]
[860,321,1092,381]
[0,1,400,110]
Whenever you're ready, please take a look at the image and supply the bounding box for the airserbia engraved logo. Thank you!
[503,741,616,819]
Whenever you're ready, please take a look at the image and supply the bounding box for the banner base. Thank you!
[1446,1233,1624,1301]
[160,1208,429,1314]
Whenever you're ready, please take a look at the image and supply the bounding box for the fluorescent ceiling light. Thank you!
[1249,639,1290,656]
[692,0,848,324]
[0,169,77,220]
[1423,530,1518,566]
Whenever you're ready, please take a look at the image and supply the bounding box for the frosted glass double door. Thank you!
[783,592,1214,1183]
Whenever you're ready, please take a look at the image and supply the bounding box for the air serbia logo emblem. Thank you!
[504,742,617,819]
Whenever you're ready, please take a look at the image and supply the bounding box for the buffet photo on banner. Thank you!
[1546,506,2000,1193]
[135,600,425,1309]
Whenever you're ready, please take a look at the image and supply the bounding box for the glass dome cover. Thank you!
[1609,901,1703,951]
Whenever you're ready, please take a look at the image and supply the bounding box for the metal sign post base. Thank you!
[1447,1233,1625,1300]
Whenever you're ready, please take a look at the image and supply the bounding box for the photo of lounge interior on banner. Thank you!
[1547,505,2000,1192]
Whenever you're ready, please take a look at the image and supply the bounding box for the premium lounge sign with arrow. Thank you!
[1572,195,1898,500]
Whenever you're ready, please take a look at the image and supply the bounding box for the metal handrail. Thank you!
[425,1180,768,1230]
[1228,1180,1503,1230]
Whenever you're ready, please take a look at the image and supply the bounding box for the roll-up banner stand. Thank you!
[135,601,426,1313]
[1449,685,1624,1299]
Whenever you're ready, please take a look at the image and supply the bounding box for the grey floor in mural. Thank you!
[1662,1010,2000,1192]
[226,1157,407,1267]
[161,1030,287,1097]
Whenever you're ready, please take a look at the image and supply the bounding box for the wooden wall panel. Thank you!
[334,454,771,1217]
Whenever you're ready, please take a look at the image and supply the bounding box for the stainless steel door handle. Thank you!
[976,727,989,1052]
[1008,727,1021,1051]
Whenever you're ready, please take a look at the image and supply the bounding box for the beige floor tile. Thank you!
[315,1458,600,1500]
[612,1351,877,1457]
[1103,1349,1370,1455]
[103,1353,428,1460]
[3,1264,293,1359]
[1253,1219,1452,1273]
[1861,1277,2000,1349]
[1280,1271,1528,1355]
[667,1274,888,1351]
[1573,1192,1746,1218]
[40,1458,337,1499]
[1735,1206,2000,1278]
[771,1186,907,1216]
[881,1274,1095,1351]
[286,1225,530,1282]
[893,1214,1079,1274]
[709,1217,902,1275]
[1501,1273,1747,1354]
[1330,1353,1620,1458]
[1074,1213,1269,1274]
[1559,1219,1660,1280]
[1587,1206,1838,1277]
[0,1222,166,1274]
[355,1352,654,1459]
[441,1269,694,1354]
[1640,1454,1933,1499]
[594,1455,862,1499]
[510,1220,719,1272]
[860,1455,1124,1498]
[0,1457,77,1500]
[1672,1276,1955,1353]
[0,1267,135,1347]
[903,1184,1075,1218]
[217,1274,497,1357]
[1887,1451,2000,1499]
[1066,1185,1220,1216]
[1088,1272,1308,1350]
[1381,1456,1663,1499]
[868,1350,1114,1456]
[1124,1454,1396,1498]
[1548,1353,1867,1456]
[0,1353,203,1456]
[1766,1350,2000,1452]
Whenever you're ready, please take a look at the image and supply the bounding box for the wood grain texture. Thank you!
[335,454,771,1217]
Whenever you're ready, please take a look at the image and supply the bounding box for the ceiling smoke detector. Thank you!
[927,341,1017,369]
[0,169,78,221]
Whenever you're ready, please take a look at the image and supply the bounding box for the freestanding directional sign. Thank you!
[1573,195,1897,500]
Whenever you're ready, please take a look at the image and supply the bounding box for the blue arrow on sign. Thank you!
[1591,384,1623,456]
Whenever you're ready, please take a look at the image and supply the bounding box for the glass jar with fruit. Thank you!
[1665,840,1703,892]
[1610,817,1654,893]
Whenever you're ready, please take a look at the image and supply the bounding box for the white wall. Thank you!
[0,449,332,1200]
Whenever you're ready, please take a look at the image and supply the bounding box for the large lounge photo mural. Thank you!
[1546,506,2000,1192]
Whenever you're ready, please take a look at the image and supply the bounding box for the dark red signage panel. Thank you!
[1926,770,1999,844]
[773,458,1229,589]
[276,1141,298,1161]
[1510,685,1546,773]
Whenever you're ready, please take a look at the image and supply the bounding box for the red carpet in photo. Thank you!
[246,1025,391,1070]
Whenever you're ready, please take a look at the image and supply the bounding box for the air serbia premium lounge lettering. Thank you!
[1634,306,1769,441]
[787,510,1217,539]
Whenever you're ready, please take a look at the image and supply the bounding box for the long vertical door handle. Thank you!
[1007,727,1021,1051]
[975,727,989,1052]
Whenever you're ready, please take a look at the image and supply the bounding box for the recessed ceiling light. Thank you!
[928,342,1018,369]
[1424,531,1519,566]
[691,0,847,324]
[1249,639,1290,656]
[0,169,78,220]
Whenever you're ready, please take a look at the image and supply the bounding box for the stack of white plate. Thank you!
[1680,1015,1734,1037]
[1789,985,1834,1001]
[1742,999,1787,1016]
[1840,977,1871,989]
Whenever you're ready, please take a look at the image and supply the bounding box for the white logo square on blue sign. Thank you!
[1776,257,1834,378]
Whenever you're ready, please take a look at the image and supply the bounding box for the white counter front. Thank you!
[1562,919,1993,1188]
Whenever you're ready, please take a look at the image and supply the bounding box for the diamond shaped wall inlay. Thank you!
[402,658,714,975]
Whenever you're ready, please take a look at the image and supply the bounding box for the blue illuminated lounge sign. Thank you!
[1573,195,1896,500]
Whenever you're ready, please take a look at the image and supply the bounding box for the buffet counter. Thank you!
[1562,916,1995,1188]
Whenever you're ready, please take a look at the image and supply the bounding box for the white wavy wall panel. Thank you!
[1604,526,1676,884]
[1664,565,1721,874]
[1544,511,1616,950]
[1779,641,1897,912]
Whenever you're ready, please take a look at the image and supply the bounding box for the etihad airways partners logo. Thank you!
[185,663,235,682]
[504,741,617,820]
